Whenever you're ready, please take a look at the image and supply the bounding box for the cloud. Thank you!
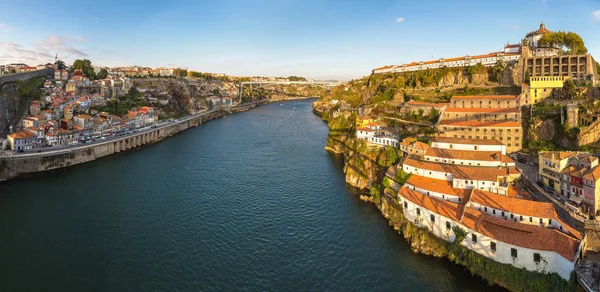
[395,17,404,23]
[0,34,91,65]
[0,23,12,31]
[593,10,600,21]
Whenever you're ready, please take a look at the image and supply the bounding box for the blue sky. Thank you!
[1,0,599,80]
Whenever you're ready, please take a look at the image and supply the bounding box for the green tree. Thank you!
[563,79,577,100]
[538,31,588,54]
[173,68,188,78]
[71,59,97,80]
[55,60,66,70]
[287,76,307,81]
[377,146,399,168]
[97,68,108,79]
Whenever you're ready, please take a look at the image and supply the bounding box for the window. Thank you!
[510,214,513,219]
[534,253,541,263]
[529,217,533,223]
[549,219,552,225]
[446,221,451,230]
[490,242,496,252]
[484,207,488,212]
[430,214,435,223]
[417,208,421,216]
[511,248,518,258]
[472,234,477,243]
[493,210,496,215]
[520,215,523,221]
[501,211,505,217]
[404,201,408,209]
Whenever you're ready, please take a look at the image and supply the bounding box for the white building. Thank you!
[356,123,399,147]
[398,186,584,281]
[7,130,37,151]
[373,51,521,75]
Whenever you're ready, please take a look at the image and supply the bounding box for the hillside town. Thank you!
[309,22,600,289]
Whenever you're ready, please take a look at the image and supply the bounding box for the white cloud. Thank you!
[395,17,404,23]
[0,34,92,65]
[593,10,600,21]
[0,23,12,31]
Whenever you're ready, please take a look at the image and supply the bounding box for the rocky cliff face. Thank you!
[0,83,27,137]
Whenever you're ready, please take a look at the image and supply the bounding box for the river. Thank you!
[0,99,503,291]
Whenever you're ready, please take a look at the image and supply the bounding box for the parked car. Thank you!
[518,158,527,163]
[525,161,535,167]
[537,181,544,187]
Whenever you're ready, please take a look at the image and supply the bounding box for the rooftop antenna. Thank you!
[54,53,58,63]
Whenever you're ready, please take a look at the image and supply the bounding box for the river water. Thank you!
[0,100,502,291]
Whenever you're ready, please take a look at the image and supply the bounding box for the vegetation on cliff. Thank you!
[538,31,588,55]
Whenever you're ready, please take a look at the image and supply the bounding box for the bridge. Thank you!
[237,81,340,100]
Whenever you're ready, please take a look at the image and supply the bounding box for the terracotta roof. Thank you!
[8,130,36,139]
[461,208,580,261]
[75,114,92,119]
[356,127,375,132]
[73,125,84,131]
[374,65,394,71]
[540,151,576,161]
[425,147,508,163]
[583,165,600,181]
[406,175,472,199]
[411,141,429,151]
[432,136,505,146]
[407,100,448,107]
[366,122,381,127]
[451,95,518,100]
[403,157,520,181]
[438,120,522,128]
[400,137,417,147]
[578,155,598,164]
[471,189,556,218]
[561,166,587,178]
[399,187,465,222]
[505,44,521,48]
[443,107,520,114]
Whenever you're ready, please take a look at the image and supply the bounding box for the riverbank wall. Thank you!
[0,102,264,182]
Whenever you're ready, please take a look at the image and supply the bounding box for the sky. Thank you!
[1,0,599,80]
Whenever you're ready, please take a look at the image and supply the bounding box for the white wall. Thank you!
[403,164,453,181]
[457,222,575,281]
[424,155,505,167]
[431,141,505,154]
[398,191,577,281]
[399,196,456,242]
[405,183,462,203]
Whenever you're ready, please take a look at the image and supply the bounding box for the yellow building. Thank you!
[529,76,567,104]
[437,120,523,153]
[356,116,374,127]
[66,82,77,93]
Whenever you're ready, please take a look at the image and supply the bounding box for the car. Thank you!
[537,181,544,187]
[100,137,106,140]
[518,158,527,163]
[525,161,535,167]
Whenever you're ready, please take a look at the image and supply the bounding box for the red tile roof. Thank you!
[443,107,520,114]
[406,175,472,199]
[8,130,36,139]
[425,147,508,162]
[438,120,522,128]
[461,207,580,261]
[432,136,505,146]
[399,187,465,221]
[451,95,517,100]
[403,157,520,181]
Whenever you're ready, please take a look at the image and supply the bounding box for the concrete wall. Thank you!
[0,109,240,181]
[0,69,53,87]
